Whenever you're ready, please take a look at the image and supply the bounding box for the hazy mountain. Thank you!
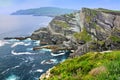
[11,7,77,17]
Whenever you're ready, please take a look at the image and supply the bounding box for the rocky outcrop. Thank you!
[31,12,82,48]
[31,27,68,45]
[4,36,30,40]
[40,67,55,80]
[70,8,120,57]
[31,8,120,58]
[37,8,120,80]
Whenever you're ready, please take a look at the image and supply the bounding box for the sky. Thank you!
[0,0,120,14]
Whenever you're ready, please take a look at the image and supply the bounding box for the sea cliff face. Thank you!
[31,8,120,58]
[71,8,120,57]
[37,8,120,80]
[31,8,120,80]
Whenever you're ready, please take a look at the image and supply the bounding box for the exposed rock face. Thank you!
[31,12,81,46]
[31,8,120,58]
[70,8,120,57]
[40,67,54,80]
[31,27,68,45]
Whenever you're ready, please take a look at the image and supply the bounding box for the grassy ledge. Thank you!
[46,50,120,80]
[73,28,92,43]
[53,20,70,29]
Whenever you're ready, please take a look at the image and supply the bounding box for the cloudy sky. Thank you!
[0,0,120,14]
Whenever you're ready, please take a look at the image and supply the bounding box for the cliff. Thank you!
[33,8,120,80]
[31,8,120,57]
[71,8,120,57]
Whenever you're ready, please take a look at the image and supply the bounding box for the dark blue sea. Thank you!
[0,15,69,80]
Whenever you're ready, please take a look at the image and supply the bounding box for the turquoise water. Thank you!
[0,39,69,80]
[0,15,69,80]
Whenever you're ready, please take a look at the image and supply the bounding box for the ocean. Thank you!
[0,15,52,39]
[0,15,69,80]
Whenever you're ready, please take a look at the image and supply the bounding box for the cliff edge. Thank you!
[31,8,120,57]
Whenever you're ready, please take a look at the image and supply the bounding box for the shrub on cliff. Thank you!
[46,51,120,80]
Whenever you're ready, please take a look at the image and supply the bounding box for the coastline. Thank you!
[1,7,120,80]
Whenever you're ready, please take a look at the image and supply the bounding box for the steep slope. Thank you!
[31,12,81,48]
[41,50,120,80]
[31,8,120,57]
[71,8,120,57]
[31,8,120,80]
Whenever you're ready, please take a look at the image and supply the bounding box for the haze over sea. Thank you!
[0,15,52,39]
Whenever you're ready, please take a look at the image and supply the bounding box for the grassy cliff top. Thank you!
[46,50,120,80]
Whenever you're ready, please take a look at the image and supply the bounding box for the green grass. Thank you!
[73,28,92,42]
[86,16,91,23]
[110,36,120,42]
[98,8,120,13]
[45,50,120,80]
[84,8,98,23]
[66,13,75,18]
[53,20,70,29]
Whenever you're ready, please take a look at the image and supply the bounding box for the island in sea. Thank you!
[11,7,77,17]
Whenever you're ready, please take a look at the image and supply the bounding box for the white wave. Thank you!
[7,39,19,42]
[24,38,31,42]
[41,60,46,64]
[11,65,20,70]
[41,48,52,52]
[0,40,9,47]
[41,59,58,64]
[50,59,58,63]
[26,48,33,51]
[11,42,24,47]
[11,62,23,70]
[11,50,34,55]
[51,52,65,56]
[11,42,31,48]
[34,40,40,45]
[23,57,35,63]
[1,68,10,74]
[6,74,20,80]
[41,60,45,64]
[35,69,43,73]
[24,43,31,46]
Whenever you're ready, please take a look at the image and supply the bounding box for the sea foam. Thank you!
[51,52,65,56]
[0,40,9,47]
[11,42,31,48]
[41,59,58,64]
[11,50,34,55]
[35,69,43,73]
